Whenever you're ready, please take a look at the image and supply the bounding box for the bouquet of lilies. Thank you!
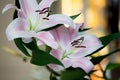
[2,0,120,80]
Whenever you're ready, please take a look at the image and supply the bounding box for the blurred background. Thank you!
[0,0,119,80]
[0,0,36,80]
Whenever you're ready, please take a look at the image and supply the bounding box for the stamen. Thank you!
[35,10,40,12]
[42,17,49,20]
[35,7,51,14]
[71,37,86,48]
[71,40,78,46]
[42,7,49,11]
[75,46,86,48]
[78,37,84,41]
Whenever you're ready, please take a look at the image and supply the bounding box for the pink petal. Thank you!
[69,34,103,58]
[19,0,39,26]
[19,0,38,15]
[36,31,58,49]
[18,11,26,18]
[50,26,77,50]
[50,49,63,59]
[35,14,76,31]
[62,58,72,68]
[6,18,36,40]
[72,57,94,73]
[38,0,56,10]
[2,4,19,14]
[37,40,44,46]
[48,59,72,71]
[48,64,64,71]
[48,50,72,71]
[47,49,65,71]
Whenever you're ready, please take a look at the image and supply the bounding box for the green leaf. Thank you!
[79,28,91,32]
[23,39,37,50]
[88,32,120,56]
[30,48,63,66]
[50,73,58,80]
[41,24,62,31]
[105,63,120,71]
[70,13,81,20]
[60,68,87,80]
[100,32,120,47]
[14,38,31,56]
[91,49,120,65]
[13,0,20,19]
[23,40,63,66]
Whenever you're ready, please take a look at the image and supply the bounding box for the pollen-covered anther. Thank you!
[71,37,86,48]
[35,7,51,14]
[42,17,49,20]
[75,45,86,48]
[71,40,78,46]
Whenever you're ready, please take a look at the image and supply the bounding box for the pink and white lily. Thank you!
[2,0,75,49]
[48,24,103,73]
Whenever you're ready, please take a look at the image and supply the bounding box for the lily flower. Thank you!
[2,0,75,49]
[48,24,103,73]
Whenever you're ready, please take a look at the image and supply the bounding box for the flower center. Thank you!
[61,37,86,60]
[32,7,51,31]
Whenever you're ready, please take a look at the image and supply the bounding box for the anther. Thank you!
[71,37,86,48]
[75,46,86,48]
[42,17,49,20]
[35,7,50,14]
[78,37,84,41]
[71,40,78,46]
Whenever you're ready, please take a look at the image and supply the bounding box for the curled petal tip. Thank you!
[2,4,18,14]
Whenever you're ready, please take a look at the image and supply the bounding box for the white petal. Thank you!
[19,0,38,15]
[69,34,103,58]
[50,26,77,50]
[38,0,56,10]
[6,18,36,40]
[35,14,76,31]
[22,38,32,43]
[2,4,19,14]
[19,0,39,25]
[7,31,36,41]
[48,64,64,71]
[36,31,58,49]
[72,57,94,73]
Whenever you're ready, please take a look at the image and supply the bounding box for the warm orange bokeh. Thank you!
[61,0,84,23]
